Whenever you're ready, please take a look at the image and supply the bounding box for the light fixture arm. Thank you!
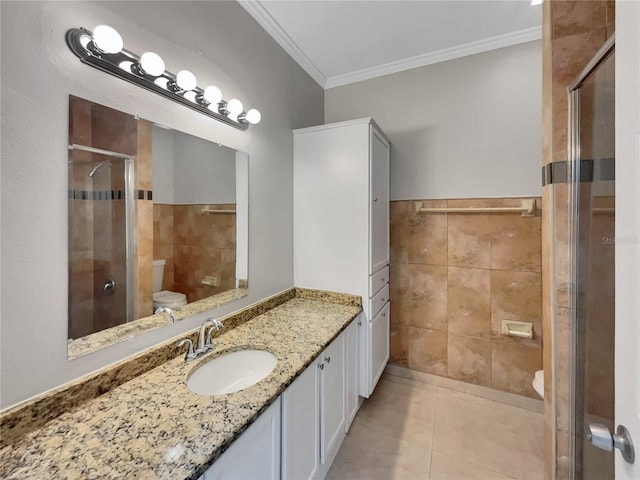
[66,27,258,131]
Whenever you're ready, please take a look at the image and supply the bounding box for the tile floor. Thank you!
[327,373,544,480]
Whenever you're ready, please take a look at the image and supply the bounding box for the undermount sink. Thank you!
[187,350,277,395]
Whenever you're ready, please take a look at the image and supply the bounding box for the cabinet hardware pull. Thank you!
[325,356,331,363]
[382,313,386,317]
[381,277,385,282]
[318,363,324,370]
[381,297,385,302]
[357,321,362,326]
[373,197,378,202]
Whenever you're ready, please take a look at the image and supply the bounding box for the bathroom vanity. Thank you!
[0,290,362,479]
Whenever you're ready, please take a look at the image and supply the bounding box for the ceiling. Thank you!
[239,0,542,89]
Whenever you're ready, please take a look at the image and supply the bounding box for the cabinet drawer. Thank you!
[369,266,389,296]
[369,284,389,319]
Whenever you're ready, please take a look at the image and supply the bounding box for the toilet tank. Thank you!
[152,259,166,293]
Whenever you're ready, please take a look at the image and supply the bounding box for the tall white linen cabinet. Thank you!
[293,118,390,398]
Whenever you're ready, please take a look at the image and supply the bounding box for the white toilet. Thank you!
[152,259,187,310]
[532,369,544,399]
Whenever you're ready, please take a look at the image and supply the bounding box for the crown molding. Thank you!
[324,26,542,89]
[238,0,327,88]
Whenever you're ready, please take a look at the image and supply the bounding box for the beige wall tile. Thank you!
[389,323,409,367]
[491,214,542,272]
[408,327,447,376]
[491,270,542,344]
[447,215,491,269]
[550,0,608,39]
[406,264,448,330]
[136,119,152,190]
[492,341,542,398]
[447,333,491,386]
[448,266,491,338]
[406,201,447,265]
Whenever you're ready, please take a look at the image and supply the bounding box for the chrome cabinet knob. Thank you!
[325,356,331,364]
[318,363,324,370]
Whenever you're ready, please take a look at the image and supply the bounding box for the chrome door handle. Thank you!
[103,277,116,296]
[586,423,635,464]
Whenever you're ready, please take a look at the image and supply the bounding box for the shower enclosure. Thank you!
[68,144,136,339]
[569,37,616,480]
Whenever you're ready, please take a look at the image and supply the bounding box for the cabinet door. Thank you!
[319,332,346,467]
[369,127,390,274]
[369,303,390,395]
[345,318,360,432]
[281,362,319,480]
[203,398,281,480]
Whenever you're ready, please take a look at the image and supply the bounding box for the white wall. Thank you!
[151,126,175,204]
[172,130,236,205]
[0,0,323,409]
[325,41,542,200]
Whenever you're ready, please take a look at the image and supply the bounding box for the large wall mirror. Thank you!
[67,95,248,359]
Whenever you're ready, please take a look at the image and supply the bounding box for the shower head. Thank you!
[88,161,112,177]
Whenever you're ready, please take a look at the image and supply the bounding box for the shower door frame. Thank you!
[567,35,616,480]
[68,143,137,326]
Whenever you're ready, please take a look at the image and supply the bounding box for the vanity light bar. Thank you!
[65,26,262,131]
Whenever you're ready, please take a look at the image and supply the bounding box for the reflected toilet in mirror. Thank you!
[152,259,187,310]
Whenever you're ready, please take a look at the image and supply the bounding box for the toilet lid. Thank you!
[153,290,186,303]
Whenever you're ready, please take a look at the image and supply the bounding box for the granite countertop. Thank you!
[0,297,361,479]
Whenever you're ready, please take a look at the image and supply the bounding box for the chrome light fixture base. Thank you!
[66,27,253,131]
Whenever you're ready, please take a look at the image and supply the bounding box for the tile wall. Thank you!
[389,198,542,398]
[153,204,236,303]
[541,1,614,478]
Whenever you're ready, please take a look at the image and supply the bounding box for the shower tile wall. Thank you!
[153,204,236,303]
[541,1,614,477]
[68,96,137,338]
[389,198,542,398]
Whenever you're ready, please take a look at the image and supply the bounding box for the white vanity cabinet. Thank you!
[293,118,391,398]
[201,397,281,480]
[282,327,354,480]
[199,322,357,480]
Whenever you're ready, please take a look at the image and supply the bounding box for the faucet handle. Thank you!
[177,338,197,362]
[205,318,224,347]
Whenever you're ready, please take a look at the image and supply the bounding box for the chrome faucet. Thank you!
[155,306,175,324]
[178,317,224,362]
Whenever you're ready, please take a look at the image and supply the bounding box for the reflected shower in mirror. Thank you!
[67,95,248,359]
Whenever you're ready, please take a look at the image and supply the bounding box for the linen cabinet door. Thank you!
[369,302,390,393]
[369,127,390,274]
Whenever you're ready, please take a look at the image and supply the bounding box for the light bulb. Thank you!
[119,61,134,72]
[176,70,197,91]
[154,77,169,89]
[183,91,197,103]
[203,86,222,105]
[80,35,92,49]
[226,99,243,116]
[139,52,165,76]
[245,109,262,125]
[92,25,123,54]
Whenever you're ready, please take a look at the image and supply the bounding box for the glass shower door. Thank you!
[570,40,615,480]
[68,146,135,339]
